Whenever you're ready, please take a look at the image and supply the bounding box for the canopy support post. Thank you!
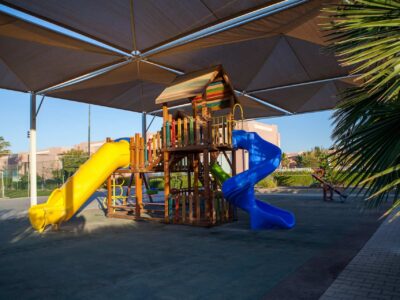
[29,92,37,207]
[142,111,147,141]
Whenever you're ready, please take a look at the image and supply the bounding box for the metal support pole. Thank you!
[142,112,147,142]
[88,104,91,156]
[0,171,4,198]
[142,111,147,169]
[29,92,37,206]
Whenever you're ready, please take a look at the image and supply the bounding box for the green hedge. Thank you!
[273,174,315,187]
[150,172,317,189]
[256,176,278,188]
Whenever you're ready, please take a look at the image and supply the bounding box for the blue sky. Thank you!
[0,5,335,154]
[0,88,334,153]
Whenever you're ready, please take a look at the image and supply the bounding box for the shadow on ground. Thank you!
[0,193,388,300]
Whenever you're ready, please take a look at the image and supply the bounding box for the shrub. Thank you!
[256,176,277,188]
[274,174,315,187]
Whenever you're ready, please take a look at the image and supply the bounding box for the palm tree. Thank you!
[323,0,400,212]
[0,136,11,157]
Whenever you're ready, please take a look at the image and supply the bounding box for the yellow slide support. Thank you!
[29,140,130,232]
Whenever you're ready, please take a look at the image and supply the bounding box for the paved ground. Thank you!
[321,208,400,300]
[0,190,389,299]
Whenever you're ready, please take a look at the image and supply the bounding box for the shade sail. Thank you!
[2,0,276,53]
[47,61,177,113]
[0,11,125,93]
[0,0,353,119]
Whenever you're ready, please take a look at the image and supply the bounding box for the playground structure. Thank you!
[106,66,240,227]
[28,66,295,232]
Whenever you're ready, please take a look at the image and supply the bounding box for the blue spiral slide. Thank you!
[211,130,295,230]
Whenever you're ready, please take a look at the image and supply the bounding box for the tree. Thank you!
[295,147,329,168]
[0,136,10,157]
[324,0,400,211]
[281,153,290,168]
[60,149,88,179]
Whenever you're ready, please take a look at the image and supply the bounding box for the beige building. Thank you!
[217,120,280,173]
[0,142,102,181]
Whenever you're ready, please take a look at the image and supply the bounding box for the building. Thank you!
[0,142,100,181]
[217,120,280,173]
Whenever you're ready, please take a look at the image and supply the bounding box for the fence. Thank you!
[0,157,89,199]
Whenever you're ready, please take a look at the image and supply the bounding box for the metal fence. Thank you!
[0,159,87,199]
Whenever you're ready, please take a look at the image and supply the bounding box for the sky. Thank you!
[0,4,335,154]
[0,88,334,154]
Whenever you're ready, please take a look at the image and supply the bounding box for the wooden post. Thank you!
[231,149,237,221]
[163,105,170,222]
[183,117,188,146]
[187,157,192,223]
[203,149,210,222]
[130,137,135,172]
[135,173,143,218]
[135,133,140,170]
[227,113,233,147]
[107,175,112,216]
[193,154,200,222]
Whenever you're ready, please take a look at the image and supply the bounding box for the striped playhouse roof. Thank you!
[193,80,233,111]
[155,66,231,105]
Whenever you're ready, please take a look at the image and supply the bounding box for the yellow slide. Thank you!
[29,140,130,232]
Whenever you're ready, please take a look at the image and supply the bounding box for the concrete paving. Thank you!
[321,208,400,300]
[0,190,387,299]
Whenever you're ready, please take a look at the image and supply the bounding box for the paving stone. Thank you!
[320,208,400,300]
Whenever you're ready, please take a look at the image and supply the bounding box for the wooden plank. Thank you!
[177,118,182,147]
[162,105,170,222]
[195,116,200,145]
[135,133,140,170]
[171,119,176,147]
[132,136,137,170]
[140,137,144,169]
[130,137,135,171]
[163,105,168,148]
[183,117,188,146]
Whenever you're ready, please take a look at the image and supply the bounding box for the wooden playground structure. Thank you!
[106,66,242,226]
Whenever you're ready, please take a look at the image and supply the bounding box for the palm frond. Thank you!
[324,0,400,210]
[322,0,400,102]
